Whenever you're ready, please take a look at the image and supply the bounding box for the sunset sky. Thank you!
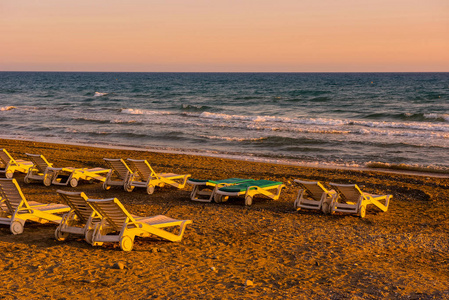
[1,0,448,72]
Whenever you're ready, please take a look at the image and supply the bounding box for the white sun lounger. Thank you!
[0,149,33,178]
[125,159,190,194]
[0,178,70,234]
[329,182,392,218]
[87,197,192,251]
[293,180,336,213]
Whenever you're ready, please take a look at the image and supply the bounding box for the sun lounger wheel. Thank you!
[214,194,228,203]
[124,184,134,192]
[85,229,95,244]
[293,200,300,211]
[70,178,78,187]
[10,220,24,235]
[321,202,330,214]
[120,235,134,251]
[245,195,253,206]
[147,185,155,194]
[358,205,366,218]
[55,227,70,241]
[5,170,13,179]
[43,174,52,186]
[102,182,110,190]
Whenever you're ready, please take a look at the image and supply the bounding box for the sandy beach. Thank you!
[1,138,448,299]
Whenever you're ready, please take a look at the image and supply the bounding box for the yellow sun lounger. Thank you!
[55,190,104,244]
[0,149,33,179]
[126,159,191,194]
[329,182,392,218]
[87,197,192,251]
[47,167,110,187]
[25,153,109,187]
[102,158,134,191]
[0,178,70,234]
[187,178,254,202]
[293,180,336,213]
[214,179,285,206]
[24,153,54,185]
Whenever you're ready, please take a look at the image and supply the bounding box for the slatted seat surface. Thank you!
[329,183,362,203]
[0,178,25,214]
[135,215,180,226]
[294,180,329,201]
[127,159,154,181]
[87,198,130,231]
[57,190,94,223]
[0,149,16,167]
[104,158,132,179]
[26,153,53,173]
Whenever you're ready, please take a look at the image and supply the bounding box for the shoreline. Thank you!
[2,137,448,179]
[0,138,448,298]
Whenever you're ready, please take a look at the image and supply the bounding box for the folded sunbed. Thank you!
[187,178,254,202]
[55,190,104,243]
[214,179,285,206]
[294,179,336,213]
[0,149,33,178]
[126,159,190,194]
[87,197,192,251]
[329,182,392,218]
[0,178,70,234]
[102,158,134,191]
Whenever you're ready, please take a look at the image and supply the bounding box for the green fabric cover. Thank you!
[218,179,283,193]
[188,178,253,185]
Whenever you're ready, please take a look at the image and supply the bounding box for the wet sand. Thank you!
[1,138,448,299]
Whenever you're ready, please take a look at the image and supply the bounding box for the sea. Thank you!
[1,72,448,173]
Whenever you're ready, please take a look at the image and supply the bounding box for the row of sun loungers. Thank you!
[294,179,391,218]
[1,149,190,193]
[0,178,192,251]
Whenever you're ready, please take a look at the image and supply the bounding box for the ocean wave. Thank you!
[121,108,174,115]
[199,135,267,142]
[366,161,449,174]
[94,92,109,97]
[0,106,16,111]
[181,104,210,111]
[423,113,449,122]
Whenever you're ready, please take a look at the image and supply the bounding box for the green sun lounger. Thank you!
[214,179,285,206]
[187,178,254,202]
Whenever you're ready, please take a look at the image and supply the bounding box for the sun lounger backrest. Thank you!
[296,180,328,201]
[0,149,15,166]
[127,159,156,181]
[103,158,132,179]
[26,153,52,173]
[329,183,362,203]
[0,178,28,213]
[57,190,93,223]
[87,198,135,231]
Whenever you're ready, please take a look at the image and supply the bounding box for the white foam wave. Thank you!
[94,92,108,97]
[424,113,449,122]
[199,135,267,142]
[121,108,174,115]
[0,106,16,111]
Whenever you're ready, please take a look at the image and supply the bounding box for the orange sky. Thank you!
[1,0,448,72]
